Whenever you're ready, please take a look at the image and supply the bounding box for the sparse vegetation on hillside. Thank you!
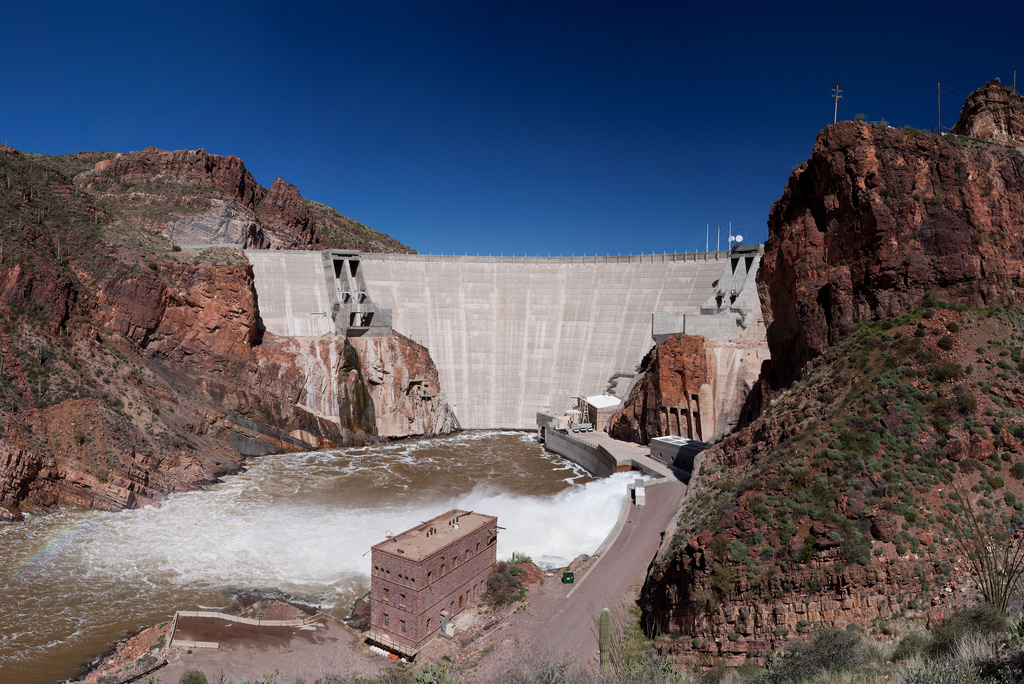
[653,302,1024,656]
[307,200,415,254]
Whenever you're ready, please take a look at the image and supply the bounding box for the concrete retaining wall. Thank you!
[541,429,618,478]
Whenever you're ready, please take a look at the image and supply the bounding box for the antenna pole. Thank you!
[832,82,843,124]
[717,224,720,252]
[938,82,941,134]
[705,224,709,253]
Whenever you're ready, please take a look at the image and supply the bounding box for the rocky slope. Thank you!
[642,82,1024,664]
[0,145,448,520]
[79,146,415,253]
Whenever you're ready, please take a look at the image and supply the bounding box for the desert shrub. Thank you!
[902,661,983,684]
[956,386,978,414]
[892,631,932,661]
[930,361,964,382]
[750,629,866,683]
[483,562,526,607]
[928,603,1006,657]
[179,670,208,684]
[938,335,955,350]
[1012,462,1024,479]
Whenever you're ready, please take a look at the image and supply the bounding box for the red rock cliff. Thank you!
[761,109,1024,383]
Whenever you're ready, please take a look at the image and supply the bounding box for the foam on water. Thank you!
[0,432,628,683]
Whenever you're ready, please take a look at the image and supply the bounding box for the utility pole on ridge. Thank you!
[832,82,843,124]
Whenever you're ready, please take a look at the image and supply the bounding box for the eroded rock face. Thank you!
[0,398,220,517]
[607,334,709,444]
[170,200,265,247]
[761,114,1024,383]
[645,548,932,664]
[349,333,457,438]
[951,79,1024,146]
[104,147,265,210]
[607,335,767,444]
[256,178,325,249]
[91,147,398,251]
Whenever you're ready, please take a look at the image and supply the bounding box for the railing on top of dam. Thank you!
[359,250,731,264]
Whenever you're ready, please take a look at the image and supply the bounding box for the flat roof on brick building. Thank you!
[372,509,496,561]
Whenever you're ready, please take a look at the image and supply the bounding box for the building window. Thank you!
[441,564,446,575]
[383,588,389,601]
[384,614,389,627]
[427,571,432,582]
[427,618,432,630]
[476,542,480,553]
[400,620,406,634]
[400,594,406,608]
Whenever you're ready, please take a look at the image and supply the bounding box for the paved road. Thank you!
[528,474,686,664]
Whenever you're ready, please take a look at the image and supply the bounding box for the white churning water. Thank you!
[0,431,634,684]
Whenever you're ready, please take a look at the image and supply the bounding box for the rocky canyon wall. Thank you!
[0,145,444,520]
[641,81,1024,663]
[760,81,1024,384]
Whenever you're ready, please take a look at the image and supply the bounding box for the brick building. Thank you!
[366,509,498,656]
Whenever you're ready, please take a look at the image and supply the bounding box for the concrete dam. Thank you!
[246,248,766,430]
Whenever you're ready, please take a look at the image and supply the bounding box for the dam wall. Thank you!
[247,249,764,430]
[357,252,747,429]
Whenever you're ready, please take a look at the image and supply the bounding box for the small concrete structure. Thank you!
[649,435,706,483]
[584,394,622,432]
[366,510,498,657]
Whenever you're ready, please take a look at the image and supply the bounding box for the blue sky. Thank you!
[2,1,1021,256]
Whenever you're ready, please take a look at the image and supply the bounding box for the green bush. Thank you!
[938,335,955,350]
[893,631,931,661]
[928,603,1006,657]
[930,361,964,382]
[955,386,978,414]
[750,629,866,684]
[179,670,208,684]
[1011,462,1024,479]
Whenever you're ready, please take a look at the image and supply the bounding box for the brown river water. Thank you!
[0,431,639,684]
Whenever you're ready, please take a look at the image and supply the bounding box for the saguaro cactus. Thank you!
[599,607,611,674]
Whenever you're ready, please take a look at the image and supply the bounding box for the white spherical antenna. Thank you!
[728,235,735,243]
[735,234,744,244]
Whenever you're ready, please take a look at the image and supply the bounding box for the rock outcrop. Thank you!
[256,177,324,249]
[951,79,1024,146]
[607,335,710,443]
[607,334,767,444]
[350,333,458,438]
[86,146,413,252]
[761,110,1024,384]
